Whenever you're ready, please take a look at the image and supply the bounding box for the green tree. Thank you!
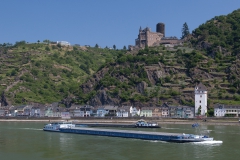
[15,41,26,46]
[113,44,116,50]
[181,22,190,39]
[207,108,214,117]
[45,46,50,51]
[10,70,17,76]
[123,46,127,50]
[95,44,99,48]
[57,43,61,48]
[43,39,50,44]
[197,106,201,115]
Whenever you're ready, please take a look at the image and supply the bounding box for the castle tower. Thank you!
[195,82,208,116]
[156,23,165,37]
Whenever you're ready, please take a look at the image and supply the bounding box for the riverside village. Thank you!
[1,79,239,119]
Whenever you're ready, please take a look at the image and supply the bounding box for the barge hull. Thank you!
[43,129,60,132]
[58,127,206,143]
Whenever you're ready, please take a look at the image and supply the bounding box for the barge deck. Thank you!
[76,123,136,128]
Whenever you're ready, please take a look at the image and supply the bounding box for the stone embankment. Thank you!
[0,117,239,126]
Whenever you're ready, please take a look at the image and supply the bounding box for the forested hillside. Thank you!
[0,41,124,105]
[191,9,240,55]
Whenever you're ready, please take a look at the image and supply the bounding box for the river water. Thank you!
[0,122,239,160]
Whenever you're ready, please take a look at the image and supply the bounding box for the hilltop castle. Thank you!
[129,22,182,50]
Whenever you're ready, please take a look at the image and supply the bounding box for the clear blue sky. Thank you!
[0,0,239,49]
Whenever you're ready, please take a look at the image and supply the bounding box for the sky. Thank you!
[0,0,240,49]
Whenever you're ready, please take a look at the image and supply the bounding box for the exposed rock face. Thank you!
[81,68,109,93]
[61,95,75,108]
[80,61,194,107]
[0,92,9,106]
[87,88,166,107]
[200,41,212,50]
[89,90,120,106]
[195,41,229,58]
[227,60,240,76]
[145,65,166,85]
[189,68,214,80]
[136,81,148,94]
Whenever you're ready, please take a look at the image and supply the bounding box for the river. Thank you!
[0,122,239,160]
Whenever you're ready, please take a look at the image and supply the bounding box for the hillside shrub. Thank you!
[229,87,236,93]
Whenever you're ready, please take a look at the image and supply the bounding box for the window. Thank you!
[200,95,202,98]
[199,100,201,103]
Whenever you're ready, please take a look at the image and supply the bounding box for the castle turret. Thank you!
[156,23,165,37]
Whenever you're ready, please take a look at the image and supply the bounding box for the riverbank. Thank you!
[0,118,239,126]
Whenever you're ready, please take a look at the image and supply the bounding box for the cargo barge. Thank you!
[43,122,217,143]
[58,127,214,143]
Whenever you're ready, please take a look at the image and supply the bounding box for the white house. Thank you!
[214,104,226,117]
[79,106,92,117]
[214,104,240,117]
[57,41,70,46]
[96,107,107,117]
[129,106,140,117]
[116,106,130,117]
[195,82,207,116]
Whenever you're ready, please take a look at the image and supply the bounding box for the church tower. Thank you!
[195,82,207,116]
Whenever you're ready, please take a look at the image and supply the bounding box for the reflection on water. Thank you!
[0,122,239,160]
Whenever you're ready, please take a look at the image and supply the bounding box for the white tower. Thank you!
[195,82,207,116]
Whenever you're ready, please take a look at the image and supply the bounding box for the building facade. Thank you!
[152,107,162,117]
[160,37,181,44]
[161,103,169,117]
[140,107,153,117]
[57,41,70,46]
[96,108,106,117]
[129,106,140,117]
[195,82,208,116]
[214,104,240,117]
[135,27,163,48]
[116,106,130,117]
